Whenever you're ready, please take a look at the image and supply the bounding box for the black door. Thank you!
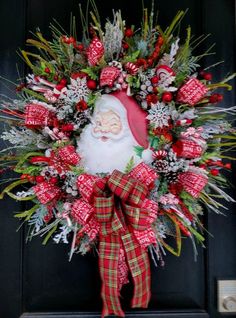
[0,1,236,318]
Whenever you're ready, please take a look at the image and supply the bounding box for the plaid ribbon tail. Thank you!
[99,235,125,318]
[121,232,151,308]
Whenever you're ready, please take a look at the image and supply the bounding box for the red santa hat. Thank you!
[111,90,149,149]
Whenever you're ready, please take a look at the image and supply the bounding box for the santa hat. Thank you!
[111,90,149,149]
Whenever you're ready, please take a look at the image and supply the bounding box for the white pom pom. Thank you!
[45,149,52,157]
[142,148,153,164]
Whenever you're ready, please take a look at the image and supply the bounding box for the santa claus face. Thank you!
[92,110,123,141]
[77,94,143,174]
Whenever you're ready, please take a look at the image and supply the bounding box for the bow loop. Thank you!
[127,181,148,206]
[107,170,135,201]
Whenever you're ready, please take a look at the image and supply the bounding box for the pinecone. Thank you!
[153,159,169,173]
[165,171,179,184]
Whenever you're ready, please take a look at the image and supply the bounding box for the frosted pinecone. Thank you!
[74,109,91,129]
[165,171,179,184]
[153,160,169,173]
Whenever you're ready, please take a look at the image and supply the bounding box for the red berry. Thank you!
[152,51,159,59]
[162,92,173,103]
[76,99,88,111]
[147,58,153,66]
[16,83,25,92]
[50,177,58,184]
[210,169,220,176]
[55,84,65,91]
[75,43,84,51]
[163,132,173,142]
[122,42,129,50]
[71,72,87,79]
[54,75,59,81]
[146,94,158,105]
[217,93,223,102]
[87,79,97,90]
[125,28,134,37]
[216,160,223,167]
[209,94,219,104]
[151,76,159,85]
[61,123,74,132]
[20,174,28,180]
[44,215,52,223]
[62,36,70,44]
[45,67,50,74]
[68,36,76,44]
[60,78,67,86]
[27,175,35,183]
[136,58,146,66]
[36,176,45,183]
[203,72,212,81]
[157,36,164,46]
[225,163,232,169]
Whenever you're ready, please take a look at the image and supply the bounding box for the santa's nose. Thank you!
[99,126,110,133]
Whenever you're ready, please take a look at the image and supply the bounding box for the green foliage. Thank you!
[149,134,159,150]
[124,156,135,173]
[81,66,99,80]
[42,224,58,245]
[126,75,140,89]
[87,92,100,107]
[122,50,140,63]
[134,145,144,158]
[14,204,39,220]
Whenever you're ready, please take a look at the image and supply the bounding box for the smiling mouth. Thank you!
[101,136,109,142]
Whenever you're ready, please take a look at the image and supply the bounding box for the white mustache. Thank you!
[91,130,124,140]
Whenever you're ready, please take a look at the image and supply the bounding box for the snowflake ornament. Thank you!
[58,77,91,104]
[147,102,172,128]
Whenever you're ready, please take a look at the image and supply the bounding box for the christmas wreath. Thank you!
[0,2,236,317]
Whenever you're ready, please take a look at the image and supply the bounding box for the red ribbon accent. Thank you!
[30,145,80,174]
[72,164,158,317]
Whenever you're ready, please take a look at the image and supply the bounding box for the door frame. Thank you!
[20,309,209,318]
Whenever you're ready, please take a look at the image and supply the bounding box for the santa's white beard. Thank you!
[77,125,142,175]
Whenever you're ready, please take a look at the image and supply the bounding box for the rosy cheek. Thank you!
[93,127,99,133]
[110,126,122,135]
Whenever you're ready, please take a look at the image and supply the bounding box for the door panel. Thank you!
[0,1,235,318]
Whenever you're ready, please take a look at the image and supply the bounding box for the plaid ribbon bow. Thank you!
[74,167,158,317]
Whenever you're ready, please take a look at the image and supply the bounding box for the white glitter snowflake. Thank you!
[26,73,38,85]
[147,102,172,128]
[53,225,72,244]
[57,77,91,104]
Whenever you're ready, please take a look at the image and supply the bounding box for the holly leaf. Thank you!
[81,67,99,80]
[126,75,140,89]
[87,92,99,107]
[149,135,159,149]
[122,50,140,63]
[134,146,144,158]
